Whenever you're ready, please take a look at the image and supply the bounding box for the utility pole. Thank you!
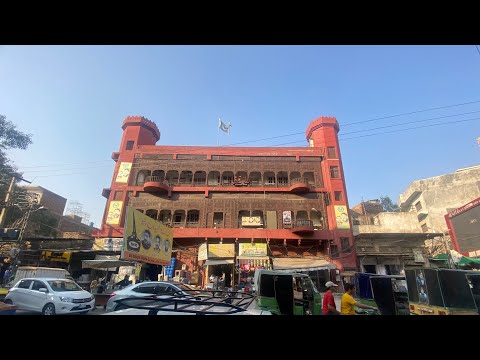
[0,177,16,228]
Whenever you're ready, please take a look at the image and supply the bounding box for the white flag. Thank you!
[218,118,232,134]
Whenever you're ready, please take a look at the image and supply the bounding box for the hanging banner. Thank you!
[40,251,71,263]
[241,216,262,227]
[122,207,173,266]
[208,244,235,258]
[198,243,208,261]
[115,162,132,183]
[282,211,292,225]
[334,205,350,230]
[93,238,124,251]
[106,201,123,225]
[238,243,267,257]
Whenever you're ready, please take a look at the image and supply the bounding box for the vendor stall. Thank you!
[81,257,135,308]
[236,243,271,293]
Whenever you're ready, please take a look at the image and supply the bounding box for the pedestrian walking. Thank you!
[322,281,341,315]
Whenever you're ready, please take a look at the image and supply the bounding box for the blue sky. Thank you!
[1,45,479,227]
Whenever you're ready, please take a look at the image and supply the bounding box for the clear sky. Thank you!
[1,45,479,227]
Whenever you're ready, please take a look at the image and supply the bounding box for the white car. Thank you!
[106,281,201,313]
[4,278,95,315]
[105,290,271,315]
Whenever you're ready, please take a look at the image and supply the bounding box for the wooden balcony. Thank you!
[289,178,312,193]
[291,219,314,234]
[143,176,170,193]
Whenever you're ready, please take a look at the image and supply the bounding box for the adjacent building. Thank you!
[94,115,357,288]
[398,165,480,234]
[351,200,441,275]
[398,165,480,256]
[24,186,67,216]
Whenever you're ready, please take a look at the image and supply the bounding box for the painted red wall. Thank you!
[95,115,357,270]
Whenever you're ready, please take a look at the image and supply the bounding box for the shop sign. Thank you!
[208,244,235,258]
[94,238,123,252]
[106,201,123,225]
[238,243,267,257]
[334,205,350,230]
[115,162,132,183]
[40,251,71,263]
[122,207,173,266]
[241,216,262,227]
[198,243,208,261]
[282,211,292,225]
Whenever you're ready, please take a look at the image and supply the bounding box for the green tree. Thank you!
[380,195,400,212]
[0,114,33,200]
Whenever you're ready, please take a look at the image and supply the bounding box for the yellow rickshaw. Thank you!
[405,268,479,315]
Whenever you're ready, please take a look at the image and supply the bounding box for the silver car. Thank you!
[106,281,200,312]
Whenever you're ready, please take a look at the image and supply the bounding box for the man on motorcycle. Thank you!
[341,283,378,315]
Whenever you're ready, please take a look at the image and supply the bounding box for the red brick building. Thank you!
[94,115,357,288]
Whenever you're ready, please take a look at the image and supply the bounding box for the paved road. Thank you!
[14,306,107,315]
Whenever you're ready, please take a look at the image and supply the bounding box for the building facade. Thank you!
[94,115,357,287]
[351,201,441,274]
[398,165,480,234]
[24,186,67,216]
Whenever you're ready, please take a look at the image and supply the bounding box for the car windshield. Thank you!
[176,283,202,294]
[48,280,82,292]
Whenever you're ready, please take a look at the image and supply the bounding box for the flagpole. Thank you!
[217,117,220,146]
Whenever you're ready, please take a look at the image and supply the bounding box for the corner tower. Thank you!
[306,116,357,270]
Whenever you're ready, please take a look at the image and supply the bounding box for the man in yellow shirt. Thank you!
[341,283,378,315]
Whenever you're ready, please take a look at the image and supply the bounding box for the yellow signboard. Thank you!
[40,251,71,263]
[122,207,173,266]
[208,244,235,258]
[106,201,123,225]
[241,216,262,227]
[334,205,350,230]
[238,243,267,257]
[93,238,124,252]
[115,162,132,183]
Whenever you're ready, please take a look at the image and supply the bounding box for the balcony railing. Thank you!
[290,177,312,186]
[293,219,314,228]
[289,178,312,193]
[138,177,319,188]
[145,176,167,184]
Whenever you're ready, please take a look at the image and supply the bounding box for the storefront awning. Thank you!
[82,260,135,269]
[204,259,235,266]
[272,258,336,271]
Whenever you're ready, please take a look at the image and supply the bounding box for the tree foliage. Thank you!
[380,195,400,212]
[0,114,33,200]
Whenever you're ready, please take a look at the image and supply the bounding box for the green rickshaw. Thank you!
[253,269,322,315]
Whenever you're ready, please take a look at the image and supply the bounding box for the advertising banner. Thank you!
[93,238,123,252]
[40,251,71,263]
[198,243,208,260]
[241,216,262,227]
[334,205,350,230]
[208,244,235,258]
[122,207,173,266]
[106,201,123,225]
[282,211,292,225]
[115,162,132,183]
[238,243,267,257]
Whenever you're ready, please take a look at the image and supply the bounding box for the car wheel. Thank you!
[3,299,13,305]
[42,303,56,315]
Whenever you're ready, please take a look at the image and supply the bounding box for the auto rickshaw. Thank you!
[253,269,322,315]
[369,275,409,315]
[405,268,479,315]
